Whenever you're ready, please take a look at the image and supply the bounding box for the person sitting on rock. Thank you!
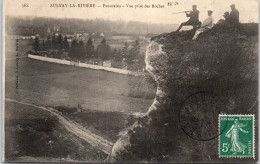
[223,12,231,23]
[192,10,214,40]
[217,12,231,24]
[175,5,201,32]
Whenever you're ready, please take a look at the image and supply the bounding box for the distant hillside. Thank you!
[5,16,178,36]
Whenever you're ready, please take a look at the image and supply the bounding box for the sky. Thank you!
[3,0,259,24]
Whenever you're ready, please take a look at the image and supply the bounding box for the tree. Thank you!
[138,52,145,65]
[124,39,141,64]
[112,48,117,60]
[51,33,57,49]
[78,40,86,61]
[57,34,63,49]
[122,41,129,60]
[126,48,134,64]
[32,36,40,51]
[85,37,95,58]
[114,48,122,61]
[41,40,46,51]
[132,39,141,60]
[69,39,79,60]
[62,36,70,50]
[96,38,111,60]
[45,34,52,50]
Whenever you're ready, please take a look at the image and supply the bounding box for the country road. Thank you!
[5,98,114,155]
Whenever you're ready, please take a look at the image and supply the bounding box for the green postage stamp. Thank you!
[219,115,255,158]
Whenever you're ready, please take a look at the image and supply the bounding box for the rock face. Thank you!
[109,23,258,162]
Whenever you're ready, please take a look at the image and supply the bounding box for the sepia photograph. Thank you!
[2,0,258,162]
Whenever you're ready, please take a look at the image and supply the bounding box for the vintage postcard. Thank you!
[2,0,258,163]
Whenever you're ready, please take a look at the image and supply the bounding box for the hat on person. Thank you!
[192,5,197,8]
[230,4,235,7]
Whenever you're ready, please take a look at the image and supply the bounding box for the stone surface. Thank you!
[109,23,258,162]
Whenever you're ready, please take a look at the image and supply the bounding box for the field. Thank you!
[5,38,156,113]
[4,38,156,161]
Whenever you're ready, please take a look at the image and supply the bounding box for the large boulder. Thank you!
[109,23,258,162]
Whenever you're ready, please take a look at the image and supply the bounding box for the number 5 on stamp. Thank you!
[219,115,255,158]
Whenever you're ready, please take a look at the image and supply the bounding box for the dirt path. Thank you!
[5,98,114,154]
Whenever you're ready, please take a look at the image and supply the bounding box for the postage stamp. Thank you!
[219,115,255,158]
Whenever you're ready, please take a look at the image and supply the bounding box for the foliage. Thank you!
[114,49,122,61]
[57,34,63,48]
[78,40,86,61]
[51,34,57,49]
[96,38,111,60]
[85,37,95,58]
[131,40,141,60]
[121,41,129,61]
[68,39,79,60]
[32,36,40,51]
[63,36,70,50]
[32,36,145,70]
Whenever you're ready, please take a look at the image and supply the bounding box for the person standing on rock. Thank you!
[175,5,201,32]
[192,10,214,40]
[229,4,239,24]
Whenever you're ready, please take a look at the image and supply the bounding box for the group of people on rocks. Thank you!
[175,4,240,40]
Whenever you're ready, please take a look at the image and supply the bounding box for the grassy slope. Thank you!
[55,106,137,142]
[4,101,107,162]
[5,38,156,114]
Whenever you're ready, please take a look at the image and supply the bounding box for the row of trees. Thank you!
[32,34,70,52]
[32,34,144,64]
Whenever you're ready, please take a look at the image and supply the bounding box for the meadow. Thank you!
[4,38,156,161]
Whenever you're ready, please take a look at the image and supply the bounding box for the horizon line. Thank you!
[5,14,178,25]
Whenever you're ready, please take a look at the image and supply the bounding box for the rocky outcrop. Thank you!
[109,23,258,162]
